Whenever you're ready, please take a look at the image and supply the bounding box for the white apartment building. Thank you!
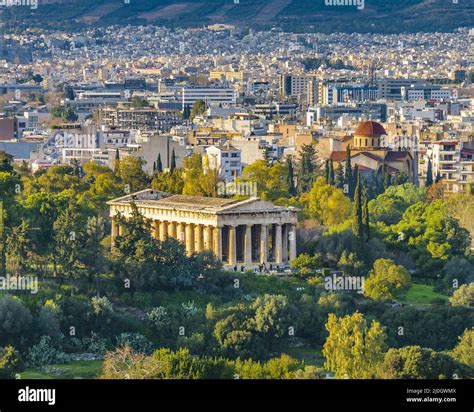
[64,91,126,113]
[422,139,474,193]
[204,144,242,181]
[182,87,239,109]
[100,126,133,148]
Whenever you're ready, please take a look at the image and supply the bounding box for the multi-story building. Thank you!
[204,144,242,181]
[331,85,380,104]
[182,86,239,109]
[377,78,428,101]
[98,107,181,132]
[422,139,474,193]
[279,75,318,99]
[64,91,126,113]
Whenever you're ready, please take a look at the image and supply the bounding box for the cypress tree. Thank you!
[362,189,370,242]
[297,143,317,194]
[344,145,352,197]
[328,159,335,185]
[324,159,329,184]
[426,158,433,187]
[382,164,391,190]
[114,149,121,176]
[170,149,176,172]
[352,170,363,241]
[156,153,163,173]
[335,162,344,189]
[286,156,297,197]
[352,163,359,194]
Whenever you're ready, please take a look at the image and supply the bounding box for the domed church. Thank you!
[330,121,414,182]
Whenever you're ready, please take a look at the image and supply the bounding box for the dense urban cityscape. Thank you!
[0,0,473,407]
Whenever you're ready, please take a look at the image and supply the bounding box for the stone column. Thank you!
[203,225,212,251]
[275,224,282,264]
[153,220,160,240]
[159,221,167,241]
[260,224,268,264]
[289,224,297,261]
[177,223,185,244]
[185,224,195,256]
[282,224,289,262]
[195,224,203,253]
[111,218,119,248]
[168,221,177,239]
[213,226,222,261]
[228,225,237,266]
[244,224,252,265]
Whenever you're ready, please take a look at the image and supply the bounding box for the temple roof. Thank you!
[107,189,295,214]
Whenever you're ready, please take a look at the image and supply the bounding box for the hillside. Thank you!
[4,0,474,33]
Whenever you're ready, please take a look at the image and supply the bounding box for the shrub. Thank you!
[115,333,153,355]
[27,336,70,368]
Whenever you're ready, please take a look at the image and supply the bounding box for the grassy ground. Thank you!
[399,283,449,306]
[20,360,103,380]
[282,347,324,367]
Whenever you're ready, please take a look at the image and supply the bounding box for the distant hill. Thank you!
[4,0,474,33]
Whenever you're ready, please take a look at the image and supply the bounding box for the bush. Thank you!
[0,295,33,348]
[0,346,24,379]
[27,336,70,368]
[115,333,153,355]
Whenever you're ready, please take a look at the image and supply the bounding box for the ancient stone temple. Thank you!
[107,189,298,267]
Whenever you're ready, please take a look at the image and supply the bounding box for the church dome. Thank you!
[355,121,387,137]
[353,121,386,148]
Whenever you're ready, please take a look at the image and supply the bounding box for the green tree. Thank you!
[450,328,474,369]
[286,156,297,197]
[449,283,474,308]
[344,145,352,198]
[426,157,433,187]
[290,253,321,277]
[308,177,351,226]
[242,160,289,202]
[183,154,220,197]
[190,99,206,121]
[119,156,149,192]
[156,153,163,173]
[323,312,386,379]
[62,106,78,122]
[297,143,318,194]
[114,149,121,176]
[170,149,177,172]
[53,202,86,277]
[0,296,32,348]
[328,159,335,186]
[0,151,13,173]
[364,258,412,301]
[6,219,31,275]
[352,170,362,240]
[151,169,184,194]
[335,162,344,189]
[0,346,23,379]
[362,190,370,241]
[380,346,470,379]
